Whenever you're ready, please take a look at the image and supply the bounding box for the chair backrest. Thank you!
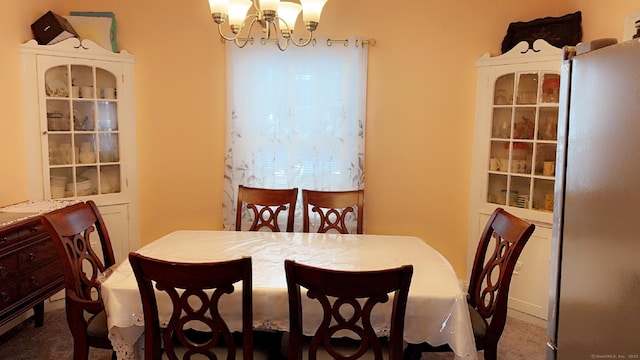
[285,260,413,360]
[302,189,364,234]
[42,200,116,307]
[236,185,298,232]
[129,253,253,360]
[467,208,535,344]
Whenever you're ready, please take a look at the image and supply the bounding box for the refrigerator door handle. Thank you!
[547,338,558,359]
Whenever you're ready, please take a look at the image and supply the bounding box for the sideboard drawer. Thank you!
[18,221,47,242]
[18,238,59,273]
[0,228,21,248]
[19,260,63,296]
[0,279,19,312]
[0,252,18,280]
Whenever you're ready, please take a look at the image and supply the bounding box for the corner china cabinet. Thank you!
[468,39,562,322]
[20,38,139,264]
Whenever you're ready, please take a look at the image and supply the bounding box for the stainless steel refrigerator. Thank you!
[547,38,640,359]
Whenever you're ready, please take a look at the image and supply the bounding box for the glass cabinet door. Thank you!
[487,71,559,212]
[45,64,121,199]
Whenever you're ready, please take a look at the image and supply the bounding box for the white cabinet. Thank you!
[20,38,139,262]
[468,40,562,321]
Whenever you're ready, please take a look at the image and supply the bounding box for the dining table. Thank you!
[100,230,478,359]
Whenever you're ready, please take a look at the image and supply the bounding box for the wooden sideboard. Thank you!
[0,201,76,328]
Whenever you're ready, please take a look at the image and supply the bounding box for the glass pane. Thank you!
[490,141,510,172]
[96,68,117,100]
[492,108,512,138]
[533,178,555,211]
[100,165,121,194]
[72,101,95,131]
[71,65,93,89]
[75,134,97,164]
[99,133,119,163]
[48,134,73,166]
[97,101,118,131]
[535,143,557,176]
[541,73,560,103]
[76,166,98,196]
[487,173,508,205]
[538,108,558,140]
[494,74,514,105]
[513,108,536,139]
[77,167,98,196]
[512,142,532,174]
[50,167,73,199]
[46,100,71,131]
[45,66,69,98]
[510,176,531,208]
[516,73,538,105]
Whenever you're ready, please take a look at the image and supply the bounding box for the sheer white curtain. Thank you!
[222,37,368,231]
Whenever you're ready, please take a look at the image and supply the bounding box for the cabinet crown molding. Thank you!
[20,38,134,62]
[476,39,562,67]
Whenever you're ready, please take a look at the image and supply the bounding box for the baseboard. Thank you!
[508,307,548,328]
[45,297,65,312]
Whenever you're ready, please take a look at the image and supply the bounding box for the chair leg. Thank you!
[483,344,498,360]
[403,344,423,360]
[72,340,89,360]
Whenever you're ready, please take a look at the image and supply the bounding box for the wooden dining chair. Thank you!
[41,200,116,360]
[236,185,299,232]
[302,189,365,234]
[404,208,535,360]
[128,253,254,360]
[284,260,413,360]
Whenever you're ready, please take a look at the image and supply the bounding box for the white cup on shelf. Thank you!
[498,158,509,172]
[102,87,116,99]
[489,158,500,171]
[80,86,93,98]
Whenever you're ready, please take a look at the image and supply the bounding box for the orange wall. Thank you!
[1,1,638,277]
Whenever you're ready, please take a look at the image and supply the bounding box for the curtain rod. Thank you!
[326,38,377,47]
[231,37,377,47]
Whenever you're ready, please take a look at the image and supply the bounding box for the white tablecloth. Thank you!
[101,230,477,359]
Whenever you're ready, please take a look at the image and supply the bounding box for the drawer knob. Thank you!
[0,292,9,302]
[0,237,7,243]
[30,276,38,285]
[0,266,7,276]
[30,226,39,233]
[29,253,37,262]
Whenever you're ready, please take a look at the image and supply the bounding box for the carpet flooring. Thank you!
[0,307,547,359]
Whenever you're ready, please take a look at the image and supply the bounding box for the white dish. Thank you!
[45,72,69,97]
[46,79,69,97]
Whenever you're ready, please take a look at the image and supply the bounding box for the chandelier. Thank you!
[209,0,328,51]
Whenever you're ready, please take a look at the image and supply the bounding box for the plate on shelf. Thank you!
[45,72,68,97]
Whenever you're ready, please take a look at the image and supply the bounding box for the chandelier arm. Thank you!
[218,24,240,42]
[252,0,262,12]
[269,19,290,51]
[234,36,254,48]
[270,22,290,51]
[217,14,260,42]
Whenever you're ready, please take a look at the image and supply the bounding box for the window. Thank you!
[222,37,369,231]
